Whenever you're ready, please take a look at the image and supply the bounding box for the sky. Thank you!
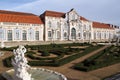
[0,0,120,26]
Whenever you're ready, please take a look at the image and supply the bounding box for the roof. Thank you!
[0,10,43,24]
[43,10,65,18]
[93,21,114,29]
[80,16,89,21]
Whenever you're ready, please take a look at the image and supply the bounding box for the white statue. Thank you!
[1,40,4,48]
[12,45,33,80]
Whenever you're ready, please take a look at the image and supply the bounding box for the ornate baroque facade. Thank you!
[0,9,119,43]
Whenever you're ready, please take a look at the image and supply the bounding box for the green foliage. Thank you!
[74,45,120,72]
[1,47,17,51]
[55,45,103,66]
[41,50,50,56]
[2,56,13,67]
[3,43,103,67]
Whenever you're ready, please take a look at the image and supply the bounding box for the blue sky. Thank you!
[0,0,120,26]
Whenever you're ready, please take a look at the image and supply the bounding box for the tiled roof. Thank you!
[0,10,43,24]
[93,21,114,29]
[43,10,65,17]
[80,16,89,21]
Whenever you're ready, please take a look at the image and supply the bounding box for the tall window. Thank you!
[48,31,52,38]
[14,29,20,40]
[0,28,3,40]
[35,31,39,40]
[94,32,96,39]
[97,32,99,39]
[104,33,107,39]
[100,32,102,39]
[57,31,60,39]
[71,28,76,39]
[64,32,67,39]
[78,33,81,39]
[7,30,12,41]
[22,30,27,40]
[109,33,111,39]
[28,28,34,40]
[48,21,52,28]
[89,25,91,30]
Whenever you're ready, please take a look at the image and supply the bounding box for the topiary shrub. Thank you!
[41,50,50,56]
[2,56,13,67]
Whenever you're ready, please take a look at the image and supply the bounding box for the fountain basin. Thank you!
[2,68,67,80]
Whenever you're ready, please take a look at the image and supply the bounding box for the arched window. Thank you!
[0,28,4,40]
[109,33,111,39]
[94,32,96,39]
[35,31,39,40]
[22,30,27,40]
[78,33,81,39]
[71,28,76,39]
[97,32,100,39]
[83,32,87,39]
[28,28,34,40]
[99,32,102,39]
[14,29,20,40]
[105,33,107,39]
[64,32,67,39]
[7,30,12,41]
[48,21,52,28]
[57,31,60,39]
[48,31,52,39]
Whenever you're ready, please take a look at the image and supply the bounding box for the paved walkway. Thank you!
[39,46,108,80]
[88,63,120,79]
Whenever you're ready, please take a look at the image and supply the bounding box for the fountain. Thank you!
[2,45,67,80]
[11,45,33,80]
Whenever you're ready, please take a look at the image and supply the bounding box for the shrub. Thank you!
[1,47,16,51]
[2,56,13,67]
[26,51,36,54]
[74,45,120,72]
[41,51,50,56]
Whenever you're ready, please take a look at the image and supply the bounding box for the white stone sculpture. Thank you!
[1,40,4,48]
[12,45,33,80]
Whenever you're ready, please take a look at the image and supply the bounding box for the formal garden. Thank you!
[74,45,120,72]
[1,43,104,67]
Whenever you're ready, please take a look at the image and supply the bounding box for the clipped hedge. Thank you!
[2,56,13,67]
[3,45,103,67]
[56,45,103,66]
[1,47,17,51]
[74,45,120,72]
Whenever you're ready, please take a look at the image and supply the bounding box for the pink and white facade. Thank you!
[0,8,119,45]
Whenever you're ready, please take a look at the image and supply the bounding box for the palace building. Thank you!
[0,8,119,45]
